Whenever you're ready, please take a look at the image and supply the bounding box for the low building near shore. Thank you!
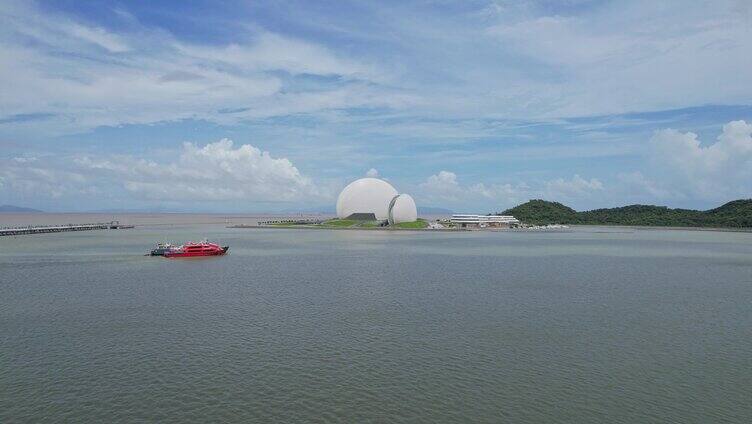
[450,214,520,228]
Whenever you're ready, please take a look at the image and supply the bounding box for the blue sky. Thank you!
[1,0,751,212]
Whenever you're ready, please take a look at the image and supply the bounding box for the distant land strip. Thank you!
[0,205,43,213]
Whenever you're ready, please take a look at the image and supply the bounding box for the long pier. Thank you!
[0,221,133,237]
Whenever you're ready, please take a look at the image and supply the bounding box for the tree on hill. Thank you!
[501,199,752,228]
[501,199,578,225]
[702,199,752,227]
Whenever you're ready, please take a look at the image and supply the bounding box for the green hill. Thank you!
[502,199,752,228]
[501,199,578,225]
[702,199,752,227]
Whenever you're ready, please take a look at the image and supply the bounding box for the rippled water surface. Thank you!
[2,225,751,422]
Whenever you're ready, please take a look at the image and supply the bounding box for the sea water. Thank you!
[1,224,751,422]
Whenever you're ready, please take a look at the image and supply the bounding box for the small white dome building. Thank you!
[388,194,418,224]
[336,178,398,220]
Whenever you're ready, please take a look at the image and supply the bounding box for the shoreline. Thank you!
[2,211,750,233]
[229,223,752,234]
[569,224,752,233]
[227,224,465,232]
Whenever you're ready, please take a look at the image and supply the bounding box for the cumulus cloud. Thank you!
[419,170,605,210]
[545,175,603,198]
[418,170,521,207]
[365,168,379,177]
[648,120,752,199]
[419,170,518,204]
[0,139,327,206]
[0,163,92,199]
[415,122,752,210]
[616,172,674,199]
[419,171,462,200]
[468,182,519,200]
[77,139,323,201]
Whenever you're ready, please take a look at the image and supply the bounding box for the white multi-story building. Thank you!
[451,214,520,228]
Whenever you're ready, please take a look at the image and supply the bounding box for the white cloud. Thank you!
[418,170,605,210]
[0,139,327,204]
[468,182,513,199]
[419,171,462,200]
[616,171,674,199]
[2,0,750,138]
[481,1,752,117]
[77,139,324,201]
[545,175,603,198]
[177,32,373,79]
[66,23,130,52]
[0,1,399,134]
[418,170,525,208]
[0,163,91,199]
[648,120,752,199]
[365,168,379,177]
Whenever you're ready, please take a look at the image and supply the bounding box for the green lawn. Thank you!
[321,219,358,227]
[268,218,429,229]
[392,219,428,229]
[359,221,382,228]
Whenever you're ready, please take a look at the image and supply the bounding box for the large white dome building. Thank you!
[387,194,418,225]
[336,178,398,220]
[336,178,418,223]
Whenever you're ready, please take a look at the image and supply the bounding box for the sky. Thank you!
[0,0,751,213]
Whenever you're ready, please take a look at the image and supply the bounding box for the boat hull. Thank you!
[164,246,229,258]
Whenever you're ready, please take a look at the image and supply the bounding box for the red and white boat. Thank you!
[163,241,229,258]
